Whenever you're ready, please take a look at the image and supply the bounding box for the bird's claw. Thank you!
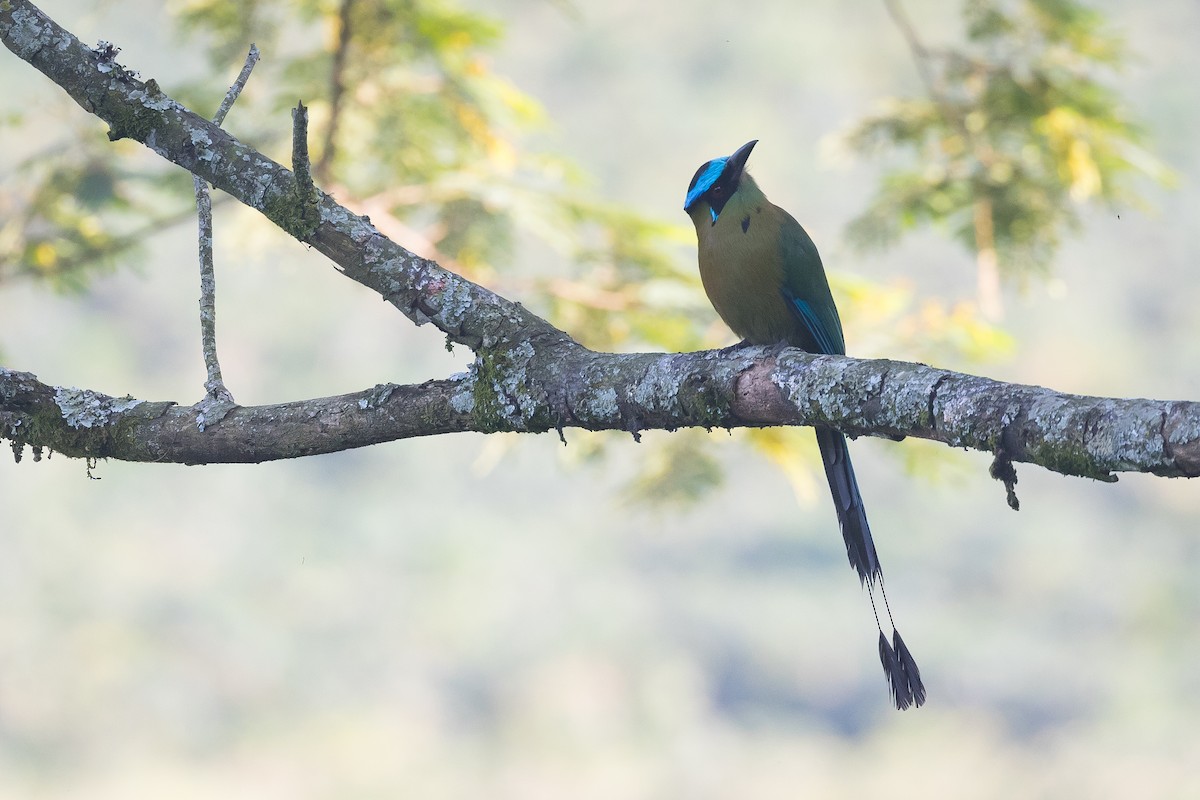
[716,339,757,356]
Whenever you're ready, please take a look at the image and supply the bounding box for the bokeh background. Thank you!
[2,0,1199,796]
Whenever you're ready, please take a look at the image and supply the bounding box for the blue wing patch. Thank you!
[788,295,838,354]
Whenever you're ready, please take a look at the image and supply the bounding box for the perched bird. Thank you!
[684,139,925,709]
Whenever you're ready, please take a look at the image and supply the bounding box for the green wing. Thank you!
[777,209,845,356]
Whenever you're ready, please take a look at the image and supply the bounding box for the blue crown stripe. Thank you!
[683,157,728,210]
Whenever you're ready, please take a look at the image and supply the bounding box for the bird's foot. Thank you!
[716,339,757,356]
[715,339,793,358]
[766,340,791,358]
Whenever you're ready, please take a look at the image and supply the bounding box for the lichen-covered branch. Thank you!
[0,367,475,465]
[2,0,1199,487]
[4,354,1199,479]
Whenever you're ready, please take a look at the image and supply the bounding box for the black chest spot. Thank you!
[741,215,751,234]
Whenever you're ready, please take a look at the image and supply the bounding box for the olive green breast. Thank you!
[695,202,797,346]
[693,208,833,356]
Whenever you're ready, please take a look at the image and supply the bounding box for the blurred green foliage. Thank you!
[844,0,1173,316]
[0,140,178,293]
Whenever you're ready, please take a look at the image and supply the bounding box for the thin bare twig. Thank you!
[195,44,260,407]
[214,43,260,126]
[194,179,224,398]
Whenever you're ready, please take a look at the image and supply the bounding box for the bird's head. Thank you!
[683,139,758,225]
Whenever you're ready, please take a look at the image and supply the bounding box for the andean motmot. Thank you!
[684,139,925,710]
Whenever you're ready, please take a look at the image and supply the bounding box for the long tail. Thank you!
[815,426,926,710]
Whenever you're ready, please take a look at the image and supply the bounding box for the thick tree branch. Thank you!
[4,353,1200,480]
[0,367,472,464]
[2,0,1199,488]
